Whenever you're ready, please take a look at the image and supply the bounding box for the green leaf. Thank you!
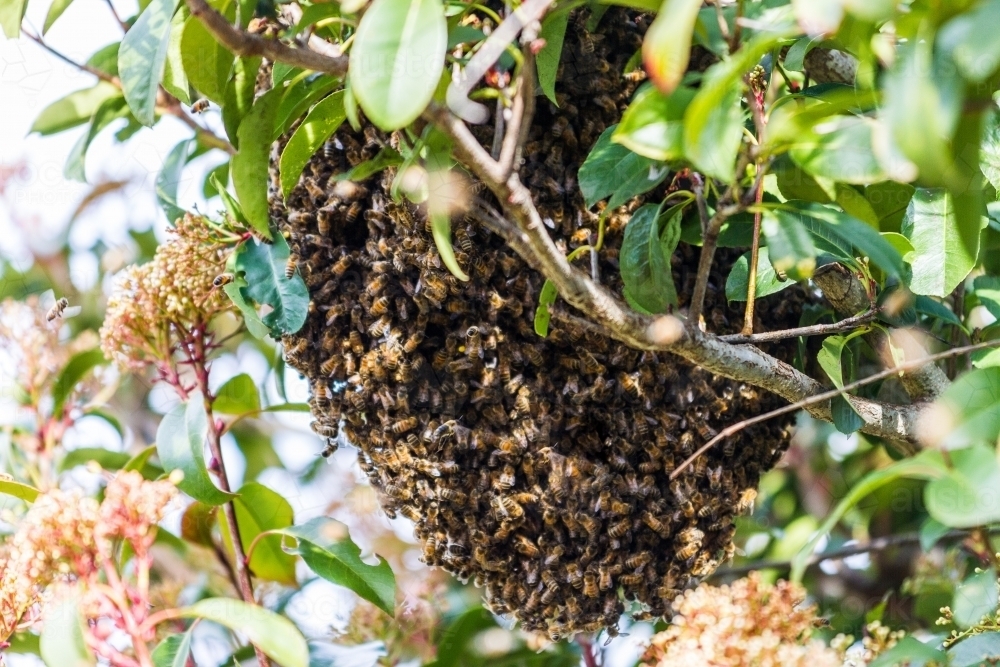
[975,275,1000,321]
[868,637,946,667]
[683,69,742,182]
[181,599,308,667]
[279,91,347,198]
[273,517,396,615]
[621,202,682,314]
[789,116,886,185]
[430,210,469,282]
[119,0,180,126]
[612,85,694,162]
[220,482,297,584]
[915,295,963,328]
[0,0,27,38]
[162,6,191,104]
[425,607,499,667]
[949,632,1000,666]
[151,628,195,667]
[231,422,283,483]
[579,125,666,209]
[0,479,40,503]
[835,184,879,228]
[953,569,999,628]
[534,279,558,337]
[64,95,131,182]
[52,348,105,418]
[233,234,310,336]
[212,173,247,224]
[902,188,980,297]
[938,1,1000,82]
[274,74,341,140]
[982,112,1000,192]
[865,181,915,233]
[929,368,1000,450]
[349,0,447,130]
[918,517,950,552]
[30,83,120,136]
[213,373,261,414]
[60,448,130,473]
[181,501,217,546]
[725,247,794,301]
[926,445,1000,528]
[761,208,817,281]
[223,277,270,339]
[333,146,403,183]
[43,0,77,33]
[232,86,284,240]
[223,56,263,147]
[537,8,570,105]
[156,395,236,505]
[123,445,164,479]
[830,393,864,434]
[642,0,702,95]
[156,139,194,224]
[87,43,121,78]
[790,452,947,582]
[181,15,235,104]
[40,598,94,667]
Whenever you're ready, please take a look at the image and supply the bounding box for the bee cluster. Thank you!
[268,9,804,638]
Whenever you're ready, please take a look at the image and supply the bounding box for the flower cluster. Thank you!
[100,214,233,372]
[0,472,177,644]
[833,621,906,666]
[640,573,841,667]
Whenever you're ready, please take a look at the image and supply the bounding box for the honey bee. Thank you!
[320,357,340,376]
[212,273,235,288]
[620,372,643,398]
[390,417,418,434]
[399,505,422,522]
[371,296,391,316]
[366,274,389,297]
[595,94,617,114]
[368,315,391,337]
[624,68,647,82]
[497,465,516,490]
[642,512,668,536]
[736,488,757,514]
[619,573,643,587]
[455,227,474,253]
[284,255,299,279]
[565,562,583,589]
[625,551,651,570]
[498,496,524,519]
[516,535,540,558]
[608,519,630,539]
[582,572,598,598]
[191,98,210,113]
[45,297,71,322]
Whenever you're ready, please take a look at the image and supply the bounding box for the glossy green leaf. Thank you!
[725,247,794,302]
[232,234,310,336]
[683,69,742,182]
[156,395,235,505]
[119,0,180,126]
[52,348,105,418]
[0,479,39,503]
[333,147,403,183]
[349,0,447,130]
[156,139,194,225]
[642,0,702,95]
[181,501,218,546]
[212,173,247,224]
[975,275,1000,321]
[64,96,131,182]
[221,482,297,585]
[927,445,1000,528]
[537,8,570,105]
[223,275,271,339]
[87,43,121,78]
[865,181,915,233]
[579,125,667,209]
[0,0,28,38]
[915,295,963,328]
[789,116,886,185]
[949,631,1000,666]
[162,6,191,104]
[280,91,347,198]
[954,569,999,628]
[902,188,980,297]
[621,203,682,314]
[60,448,130,473]
[123,445,164,479]
[274,75,341,140]
[181,16,235,104]
[232,86,284,240]
[151,627,195,667]
[40,599,94,667]
[929,368,1000,449]
[534,279,558,337]
[761,209,817,281]
[918,517,950,552]
[223,56,263,147]
[181,599,308,667]
[791,452,947,582]
[869,637,946,667]
[43,0,77,33]
[613,85,694,162]
[213,373,261,415]
[274,517,396,615]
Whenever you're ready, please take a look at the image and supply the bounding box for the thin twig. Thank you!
[104,0,130,32]
[23,30,118,84]
[497,37,537,178]
[720,309,878,344]
[670,339,1000,480]
[712,528,993,579]
[185,0,348,76]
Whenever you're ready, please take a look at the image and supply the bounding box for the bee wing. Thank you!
[62,305,82,319]
[38,289,56,310]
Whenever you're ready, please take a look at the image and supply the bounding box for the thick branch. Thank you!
[185,0,348,76]
[813,262,950,400]
[428,105,926,449]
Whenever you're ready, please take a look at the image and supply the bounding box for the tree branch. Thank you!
[185,0,348,76]
[428,105,929,449]
[719,308,878,344]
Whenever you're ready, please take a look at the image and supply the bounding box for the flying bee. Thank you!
[42,292,80,322]
[191,98,210,113]
[284,255,299,279]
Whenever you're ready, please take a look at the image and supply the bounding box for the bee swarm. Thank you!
[269,9,804,639]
